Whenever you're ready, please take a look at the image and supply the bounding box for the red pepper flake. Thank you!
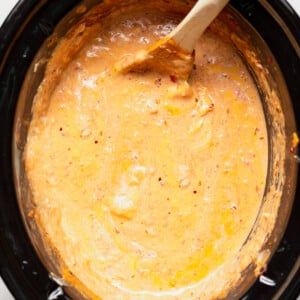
[94,140,99,144]
[266,57,273,64]
[169,75,177,83]
[193,190,197,194]
[158,177,165,186]
[59,127,65,136]
[290,147,295,154]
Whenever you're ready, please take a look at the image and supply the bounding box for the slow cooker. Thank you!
[0,0,299,299]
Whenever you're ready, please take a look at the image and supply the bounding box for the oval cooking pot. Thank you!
[0,0,299,299]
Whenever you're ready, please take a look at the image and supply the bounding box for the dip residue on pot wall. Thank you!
[16,1,290,299]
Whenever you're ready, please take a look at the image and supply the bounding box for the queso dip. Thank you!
[25,1,268,299]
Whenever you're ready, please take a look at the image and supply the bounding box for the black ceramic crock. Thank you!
[0,0,299,299]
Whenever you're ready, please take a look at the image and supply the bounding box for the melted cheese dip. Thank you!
[25,2,268,299]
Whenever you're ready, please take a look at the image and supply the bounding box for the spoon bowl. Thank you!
[115,0,229,80]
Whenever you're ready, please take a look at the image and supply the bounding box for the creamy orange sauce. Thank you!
[25,2,268,299]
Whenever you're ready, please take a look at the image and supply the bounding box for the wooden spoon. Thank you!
[115,0,229,80]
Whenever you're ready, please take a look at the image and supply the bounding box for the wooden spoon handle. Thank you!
[169,0,229,52]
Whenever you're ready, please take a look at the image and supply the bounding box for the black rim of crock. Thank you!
[0,1,299,299]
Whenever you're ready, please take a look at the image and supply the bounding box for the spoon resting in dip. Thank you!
[115,0,229,80]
